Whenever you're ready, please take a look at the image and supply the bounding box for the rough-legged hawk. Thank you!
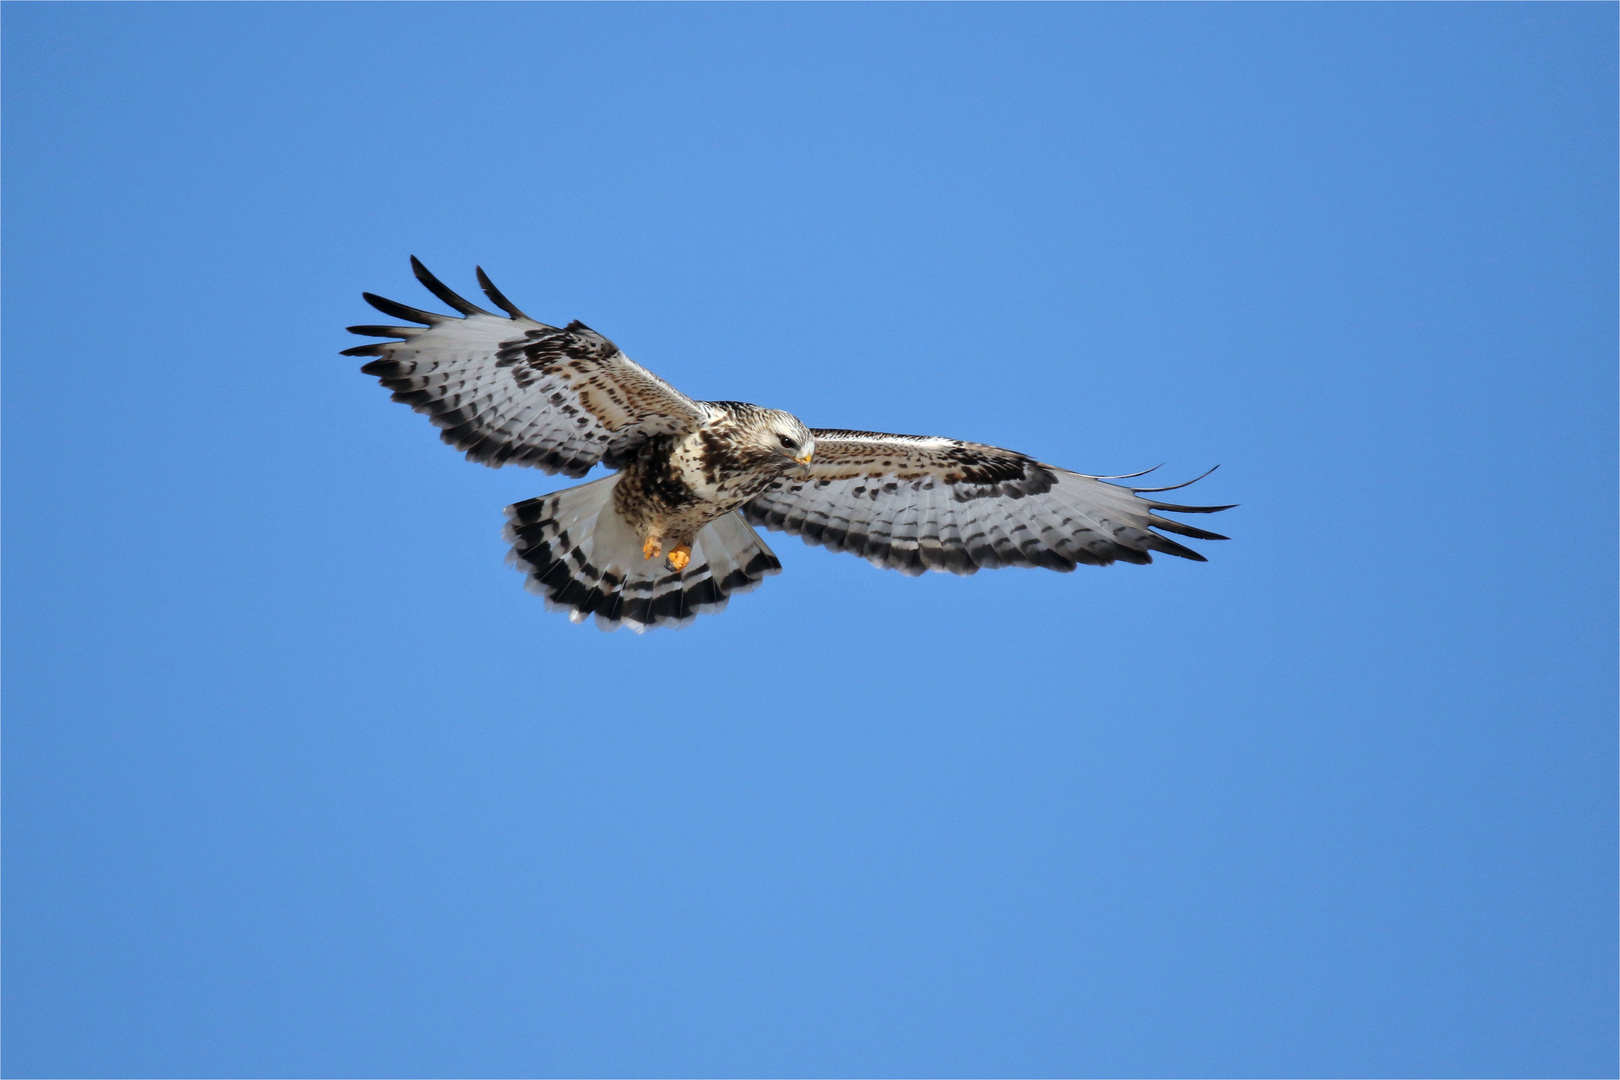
[344,259,1233,631]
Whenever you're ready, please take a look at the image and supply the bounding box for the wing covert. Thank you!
[741,430,1232,575]
[343,258,708,476]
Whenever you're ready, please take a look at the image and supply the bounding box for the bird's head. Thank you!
[757,409,815,470]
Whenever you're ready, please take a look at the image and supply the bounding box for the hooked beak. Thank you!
[795,450,814,465]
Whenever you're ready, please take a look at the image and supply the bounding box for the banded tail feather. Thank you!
[504,476,782,632]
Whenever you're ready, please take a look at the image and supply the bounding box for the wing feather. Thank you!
[742,430,1232,573]
[410,255,494,317]
[346,260,710,476]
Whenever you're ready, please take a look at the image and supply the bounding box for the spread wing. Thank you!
[741,429,1233,575]
[342,258,709,476]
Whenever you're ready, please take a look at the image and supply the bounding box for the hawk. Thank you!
[344,259,1233,632]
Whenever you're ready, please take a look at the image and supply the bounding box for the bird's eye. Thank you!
[779,435,796,450]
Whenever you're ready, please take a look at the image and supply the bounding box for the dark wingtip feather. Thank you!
[1132,464,1220,494]
[475,266,531,320]
[1150,517,1230,541]
[340,343,386,357]
[410,256,493,317]
[363,292,443,325]
[1088,463,1163,480]
[1151,535,1209,561]
[346,324,420,339]
[1149,501,1238,514]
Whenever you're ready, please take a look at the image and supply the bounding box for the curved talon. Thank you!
[642,536,662,560]
[666,544,691,572]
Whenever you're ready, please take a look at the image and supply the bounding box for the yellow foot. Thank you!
[642,535,662,560]
[666,544,692,572]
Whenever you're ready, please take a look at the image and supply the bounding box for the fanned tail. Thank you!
[503,477,781,632]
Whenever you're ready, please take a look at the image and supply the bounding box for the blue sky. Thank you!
[3,4,1614,1077]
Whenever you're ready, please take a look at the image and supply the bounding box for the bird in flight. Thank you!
[344,259,1232,631]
